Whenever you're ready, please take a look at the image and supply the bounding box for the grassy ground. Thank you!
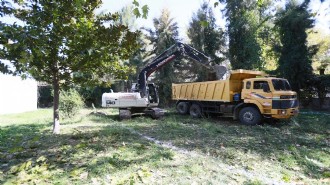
[0,108,329,184]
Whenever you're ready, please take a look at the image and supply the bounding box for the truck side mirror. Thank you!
[263,83,270,92]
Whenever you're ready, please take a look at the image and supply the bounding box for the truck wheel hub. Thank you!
[243,112,254,121]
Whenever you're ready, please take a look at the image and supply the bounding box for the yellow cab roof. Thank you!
[229,69,267,81]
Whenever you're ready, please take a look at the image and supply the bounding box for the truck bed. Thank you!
[172,80,232,102]
[172,70,264,102]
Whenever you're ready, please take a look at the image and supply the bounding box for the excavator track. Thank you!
[144,108,165,119]
[119,108,165,120]
[119,109,132,120]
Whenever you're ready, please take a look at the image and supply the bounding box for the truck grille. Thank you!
[272,100,299,109]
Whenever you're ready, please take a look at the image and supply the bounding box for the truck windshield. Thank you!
[272,79,291,91]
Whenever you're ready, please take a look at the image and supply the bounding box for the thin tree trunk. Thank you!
[52,71,60,134]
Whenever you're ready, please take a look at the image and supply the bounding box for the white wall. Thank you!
[0,74,37,115]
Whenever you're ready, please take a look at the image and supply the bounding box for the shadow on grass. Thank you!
[87,111,158,123]
[129,111,330,180]
[0,118,174,184]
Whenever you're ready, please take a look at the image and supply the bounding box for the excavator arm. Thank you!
[137,42,212,98]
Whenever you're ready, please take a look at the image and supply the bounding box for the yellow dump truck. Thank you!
[172,69,299,125]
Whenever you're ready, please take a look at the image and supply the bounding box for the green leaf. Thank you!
[199,20,209,27]
[37,156,47,163]
[132,0,139,7]
[141,5,149,19]
[70,168,80,177]
[9,146,24,153]
[214,2,219,8]
[133,8,141,18]
[70,167,86,178]
[18,163,26,172]
[75,142,88,149]
[25,160,32,169]
[257,0,264,7]
[32,136,40,142]
[9,165,19,174]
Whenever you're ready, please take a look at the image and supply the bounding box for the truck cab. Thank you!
[241,78,299,120]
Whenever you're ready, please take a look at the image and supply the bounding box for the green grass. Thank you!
[0,108,329,184]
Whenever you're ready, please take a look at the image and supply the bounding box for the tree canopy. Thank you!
[275,0,315,92]
[0,0,140,133]
[220,0,263,70]
[308,29,330,74]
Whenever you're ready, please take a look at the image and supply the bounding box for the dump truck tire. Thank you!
[190,104,202,118]
[239,107,261,125]
[177,102,189,115]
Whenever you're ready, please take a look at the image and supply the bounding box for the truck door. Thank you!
[242,80,272,114]
[242,80,272,103]
[251,80,272,108]
[242,80,252,99]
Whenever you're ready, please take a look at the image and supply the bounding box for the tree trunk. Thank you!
[52,72,60,134]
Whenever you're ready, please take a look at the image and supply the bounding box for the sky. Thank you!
[101,0,330,39]
[100,0,225,41]
[1,0,329,39]
[309,0,330,32]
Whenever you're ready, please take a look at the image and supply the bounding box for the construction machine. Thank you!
[102,42,221,119]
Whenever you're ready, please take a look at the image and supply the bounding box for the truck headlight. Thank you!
[278,110,287,115]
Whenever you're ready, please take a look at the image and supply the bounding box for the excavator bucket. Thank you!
[213,65,228,80]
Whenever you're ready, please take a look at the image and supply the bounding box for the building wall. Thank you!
[0,74,37,115]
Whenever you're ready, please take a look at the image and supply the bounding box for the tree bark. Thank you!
[52,70,60,134]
